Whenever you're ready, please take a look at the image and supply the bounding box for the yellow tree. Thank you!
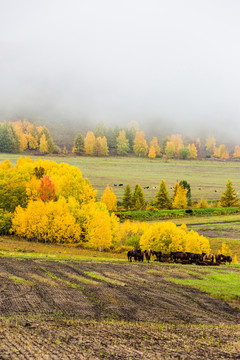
[172,185,187,209]
[84,131,95,155]
[187,144,198,159]
[149,137,160,157]
[165,141,175,158]
[39,134,48,153]
[79,202,119,250]
[148,146,156,158]
[170,134,183,157]
[233,145,240,158]
[205,136,216,155]
[219,144,229,160]
[101,185,117,211]
[213,146,221,158]
[133,131,148,156]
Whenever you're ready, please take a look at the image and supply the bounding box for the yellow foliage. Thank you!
[149,137,160,157]
[79,202,119,250]
[170,134,183,156]
[84,131,95,155]
[218,242,232,257]
[196,199,209,208]
[26,176,41,201]
[101,185,117,211]
[165,141,175,158]
[233,145,240,159]
[232,255,238,264]
[187,144,198,159]
[148,146,156,158]
[172,185,187,209]
[11,197,82,244]
[133,131,148,156]
[0,159,12,170]
[205,136,216,154]
[119,220,149,246]
[140,222,210,253]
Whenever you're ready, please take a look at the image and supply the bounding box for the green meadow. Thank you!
[1,154,240,201]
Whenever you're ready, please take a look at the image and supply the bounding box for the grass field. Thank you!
[1,154,240,201]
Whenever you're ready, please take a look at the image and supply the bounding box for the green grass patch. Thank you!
[2,154,240,202]
[66,273,99,286]
[116,207,240,222]
[84,271,126,286]
[8,276,34,286]
[165,271,240,302]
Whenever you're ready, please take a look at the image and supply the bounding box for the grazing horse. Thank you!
[144,249,152,263]
[127,249,144,262]
[153,251,162,261]
[127,250,135,262]
[203,253,214,262]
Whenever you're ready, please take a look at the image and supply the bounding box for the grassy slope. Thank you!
[2,154,240,201]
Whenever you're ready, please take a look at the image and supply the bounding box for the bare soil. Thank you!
[0,258,239,359]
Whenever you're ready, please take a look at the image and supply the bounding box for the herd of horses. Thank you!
[127,249,232,266]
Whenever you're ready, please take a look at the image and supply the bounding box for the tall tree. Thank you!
[117,130,130,155]
[38,175,56,202]
[101,185,117,211]
[133,132,148,157]
[187,144,198,159]
[155,180,171,209]
[149,137,161,157]
[122,184,132,210]
[179,180,192,206]
[219,179,239,207]
[39,134,48,153]
[233,145,240,159]
[84,131,95,155]
[205,136,216,155]
[0,123,19,153]
[172,185,187,209]
[148,146,156,158]
[72,133,84,155]
[132,184,145,209]
[126,126,137,152]
[165,141,175,158]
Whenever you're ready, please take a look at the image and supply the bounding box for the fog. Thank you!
[1,0,240,142]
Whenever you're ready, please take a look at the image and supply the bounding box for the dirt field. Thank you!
[1,258,240,359]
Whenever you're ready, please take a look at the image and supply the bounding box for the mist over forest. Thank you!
[1,0,240,146]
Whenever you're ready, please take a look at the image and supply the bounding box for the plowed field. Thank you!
[0,258,239,359]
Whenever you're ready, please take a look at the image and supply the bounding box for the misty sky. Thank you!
[1,0,240,140]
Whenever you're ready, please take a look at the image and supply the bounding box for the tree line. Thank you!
[72,123,240,160]
[0,120,60,154]
[100,179,239,211]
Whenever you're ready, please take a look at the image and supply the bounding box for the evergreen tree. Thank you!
[219,179,239,207]
[132,184,145,209]
[72,133,84,155]
[122,184,132,210]
[179,147,190,159]
[0,123,19,153]
[126,126,137,152]
[155,180,171,209]
[179,180,192,206]
[94,122,107,138]
[47,138,55,154]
